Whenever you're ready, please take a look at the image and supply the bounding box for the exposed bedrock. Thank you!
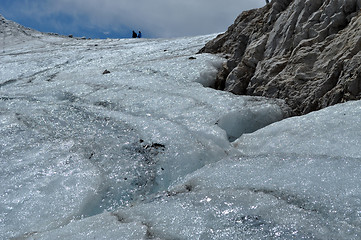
[199,0,361,115]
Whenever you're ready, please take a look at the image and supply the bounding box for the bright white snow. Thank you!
[1,18,361,239]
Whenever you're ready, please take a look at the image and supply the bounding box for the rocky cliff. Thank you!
[200,0,361,115]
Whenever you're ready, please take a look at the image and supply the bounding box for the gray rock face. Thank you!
[0,14,65,46]
[200,0,361,115]
[1,14,34,38]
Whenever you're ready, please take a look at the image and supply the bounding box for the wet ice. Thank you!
[1,24,360,239]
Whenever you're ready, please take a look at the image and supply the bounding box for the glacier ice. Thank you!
[1,29,360,239]
[115,100,361,240]
[233,100,361,159]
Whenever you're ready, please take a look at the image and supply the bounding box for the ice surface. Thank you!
[1,22,360,239]
[30,213,148,240]
[115,101,361,240]
[116,155,360,239]
[217,102,285,141]
[233,100,361,158]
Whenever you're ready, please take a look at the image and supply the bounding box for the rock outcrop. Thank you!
[200,0,361,115]
[0,14,65,47]
[1,14,38,40]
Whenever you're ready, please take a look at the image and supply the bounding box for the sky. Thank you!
[0,0,265,39]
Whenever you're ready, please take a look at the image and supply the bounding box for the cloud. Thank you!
[4,0,266,38]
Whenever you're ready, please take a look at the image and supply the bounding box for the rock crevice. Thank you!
[200,0,361,115]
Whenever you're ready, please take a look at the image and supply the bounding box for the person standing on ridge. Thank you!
[138,31,142,38]
[132,31,137,38]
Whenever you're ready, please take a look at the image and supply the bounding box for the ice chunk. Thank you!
[217,101,285,141]
[233,100,361,158]
[195,58,224,88]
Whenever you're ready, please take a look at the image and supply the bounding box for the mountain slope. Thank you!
[2,13,361,239]
[1,14,43,42]
[200,0,361,115]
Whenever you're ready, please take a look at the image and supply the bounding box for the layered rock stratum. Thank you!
[200,0,361,115]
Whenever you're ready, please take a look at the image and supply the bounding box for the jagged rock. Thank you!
[200,0,361,115]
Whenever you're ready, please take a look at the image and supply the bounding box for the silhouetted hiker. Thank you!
[138,31,142,38]
[132,31,137,38]
[265,0,270,4]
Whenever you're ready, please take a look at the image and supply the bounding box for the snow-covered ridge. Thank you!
[1,15,361,239]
